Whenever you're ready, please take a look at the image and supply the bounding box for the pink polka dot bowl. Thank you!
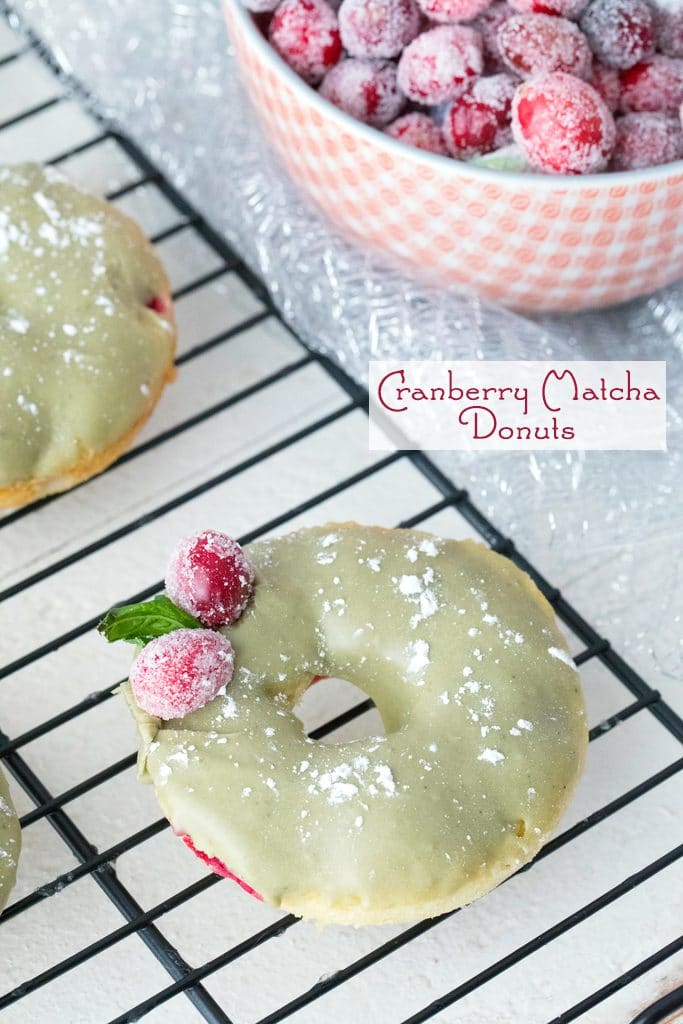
[223,0,683,313]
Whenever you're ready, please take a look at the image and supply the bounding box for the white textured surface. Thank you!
[0,24,681,1024]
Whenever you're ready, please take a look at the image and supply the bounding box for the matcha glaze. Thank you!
[0,767,20,914]
[0,163,174,490]
[127,524,587,925]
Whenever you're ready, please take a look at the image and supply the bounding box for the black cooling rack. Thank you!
[0,5,682,1023]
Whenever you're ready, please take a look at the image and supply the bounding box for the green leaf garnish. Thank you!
[97,594,202,645]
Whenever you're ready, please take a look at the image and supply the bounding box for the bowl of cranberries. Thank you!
[223,0,683,311]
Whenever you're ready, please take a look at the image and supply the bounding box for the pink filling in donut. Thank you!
[180,833,264,900]
[146,294,169,315]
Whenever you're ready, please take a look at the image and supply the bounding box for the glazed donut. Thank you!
[0,766,20,914]
[126,523,587,926]
[0,163,176,509]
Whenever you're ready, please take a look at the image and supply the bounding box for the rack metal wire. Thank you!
[0,5,682,1023]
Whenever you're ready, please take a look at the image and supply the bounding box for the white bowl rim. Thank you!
[225,0,683,191]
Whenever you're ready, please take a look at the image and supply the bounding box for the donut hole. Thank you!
[293,676,387,746]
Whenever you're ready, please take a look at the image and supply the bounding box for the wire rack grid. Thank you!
[0,6,682,1024]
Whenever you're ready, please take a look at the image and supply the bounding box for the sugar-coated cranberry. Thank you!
[580,0,655,70]
[650,0,683,59]
[512,71,616,173]
[620,56,683,114]
[269,0,342,84]
[507,0,588,17]
[338,0,420,59]
[130,629,234,720]
[498,13,592,79]
[591,61,620,111]
[397,25,484,105]
[385,111,449,153]
[611,112,683,169]
[443,99,499,156]
[475,1,514,71]
[166,530,255,628]
[415,0,493,24]
[443,72,517,157]
[320,58,406,125]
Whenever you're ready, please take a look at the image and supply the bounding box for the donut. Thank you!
[123,523,587,926]
[0,766,20,914]
[0,163,176,509]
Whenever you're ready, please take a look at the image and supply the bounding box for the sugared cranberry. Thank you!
[320,58,406,125]
[512,71,616,173]
[338,0,420,59]
[166,530,255,628]
[386,111,449,153]
[591,61,621,111]
[269,0,342,84]
[611,112,683,169]
[397,25,484,105]
[475,1,514,71]
[416,0,493,24]
[580,0,655,70]
[620,56,683,113]
[444,99,499,157]
[130,629,234,720]
[650,0,683,59]
[443,72,517,157]
[498,13,592,79]
[507,0,588,17]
